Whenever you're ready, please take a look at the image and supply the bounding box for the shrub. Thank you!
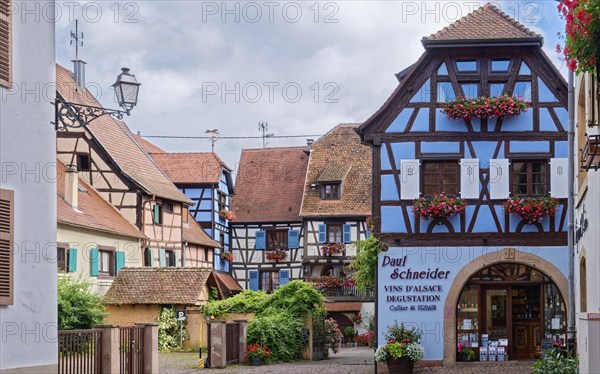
[157,307,188,352]
[348,235,387,291]
[247,310,304,362]
[324,318,343,354]
[202,289,270,318]
[532,349,578,374]
[266,280,324,318]
[57,277,106,330]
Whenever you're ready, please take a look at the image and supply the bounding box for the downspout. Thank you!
[567,68,576,350]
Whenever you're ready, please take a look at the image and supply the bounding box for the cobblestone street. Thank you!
[160,348,536,374]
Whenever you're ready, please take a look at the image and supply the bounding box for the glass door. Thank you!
[484,289,508,341]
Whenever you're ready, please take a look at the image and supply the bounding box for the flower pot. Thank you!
[387,357,414,374]
[250,357,262,366]
[462,352,470,362]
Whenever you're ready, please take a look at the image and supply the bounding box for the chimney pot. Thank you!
[72,59,87,88]
[65,164,79,210]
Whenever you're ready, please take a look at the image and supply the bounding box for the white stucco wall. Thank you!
[0,2,57,371]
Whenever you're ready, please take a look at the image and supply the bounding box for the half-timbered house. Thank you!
[359,4,571,365]
[230,147,308,291]
[56,64,194,268]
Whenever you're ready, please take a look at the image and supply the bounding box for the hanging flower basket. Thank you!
[413,194,467,220]
[441,94,531,120]
[219,210,236,220]
[321,243,344,256]
[219,251,234,262]
[265,248,287,262]
[557,1,600,73]
[503,196,559,224]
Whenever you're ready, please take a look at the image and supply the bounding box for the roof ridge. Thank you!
[242,146,307,152]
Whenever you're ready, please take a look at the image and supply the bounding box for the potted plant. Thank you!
[265,248,287,262]
[321,242,344,256]
[413,193,467,220]
[557,0,600,74]
[503,196,558,224]
[351,313,362,325]
[343,326,356,347]
[219,209,236,220]
[375,321,425,374]
[219,251,234,262]
[457,342,475,362]
[441,94,531,120]
[244,343,271,366]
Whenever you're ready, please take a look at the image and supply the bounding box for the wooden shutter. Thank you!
[153,204,161,224]
[287,230,299,249]
[318,224,327,244]
[550,158,569,198]
[115,251,125,274]
[0,189,14,305]
[489,159,510,199]
[68,248,77,273]
[460,159,480,199]
[174,251,181,267]
[342,224,352,244]
[249,270,259,291]
[149,249,155,267]
[279,269,290,286]
[89,248,99,276]
[400,160,420,200]
[159,249,166,267]
[0,0,11,87]
[255,230,266,250]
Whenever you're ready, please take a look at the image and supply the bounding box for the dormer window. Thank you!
[321,183,341,200]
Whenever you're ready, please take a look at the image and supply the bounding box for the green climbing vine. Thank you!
[348,234,387,291]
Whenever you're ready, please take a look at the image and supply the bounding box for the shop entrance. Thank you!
[456,263,566,361]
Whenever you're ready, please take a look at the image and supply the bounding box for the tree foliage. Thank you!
[57,277,106,330]
[347,234,387,291]
[157,307,189,352]
[247,310,304,362]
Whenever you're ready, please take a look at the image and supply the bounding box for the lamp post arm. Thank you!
[54,94,130,130]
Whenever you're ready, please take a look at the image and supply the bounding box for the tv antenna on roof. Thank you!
[70,20,84,61]
[206,129,219,152]
[258,122,274,148]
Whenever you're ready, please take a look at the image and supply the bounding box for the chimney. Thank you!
[306,138,315,146]
[72,59,87,88]
[65,164,79,210]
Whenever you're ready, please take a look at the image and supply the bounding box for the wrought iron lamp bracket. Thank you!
[54,96,130,130]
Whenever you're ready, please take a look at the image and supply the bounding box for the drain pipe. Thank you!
[567,68,576,351]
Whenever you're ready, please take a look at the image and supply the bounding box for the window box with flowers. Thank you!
[219,210,236,220]
[503,196,559,224]
[413,193,467,221]
[219,251,234,263]
[321,242,344,256]
[557,0,600,74]
[307,275,355,296]
[244,343,271,366]
[265,248,287,262]
[441,94,531,121]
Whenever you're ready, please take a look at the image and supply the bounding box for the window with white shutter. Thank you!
[460,159,480,199]
[0,189,14,305]
[0,0,11,87]
[400,160,420,200]
[489,159,510,199]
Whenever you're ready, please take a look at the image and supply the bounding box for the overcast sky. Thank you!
[54,0,567,170]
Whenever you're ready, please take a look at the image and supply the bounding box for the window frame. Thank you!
[511,159,549,197]
[97,245,116,278]
[326,223,343,244]
[164,249,176,267]
[259,270,280,293]
[143,248,152,267]
[57,243,69,273]
[421,160,459,197]
[76,153,90,172]
[455,59,478,73]
[266,229,288,250]
[321,183,341,200]
[0,1,12,88]
[163,201,174,213]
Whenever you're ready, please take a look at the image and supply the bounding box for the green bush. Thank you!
[247,309,304,362]
[57,277,106,330]
[202,289,270,318]
[157,307,189,352]
[532,349,578,374]
[348,235,387,291]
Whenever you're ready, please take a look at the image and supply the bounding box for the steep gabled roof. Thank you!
[56,65,192,205]
[104,268,212,305]
[300,124,372,218]
[183,214,221,248]
[134,134,166,154]
[150,152,231,185]
[57,160,146,239]
[422,3,542,46]
[232,147,308,223]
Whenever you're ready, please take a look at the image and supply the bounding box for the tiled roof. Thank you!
[56,65,192,205]
[300,124,372,218]
[150,152,230,185]
[104,268,212,305]
[325,302,362,312]
[183,214,221,248]
[423,3,541,44]
[57,160,146,239]
[232,147,308,223]
[211,271,242,298]
[317,164,351,183]
[134,134,165,154]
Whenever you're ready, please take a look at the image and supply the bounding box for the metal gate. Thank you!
[312,314,325,361]
[119,326,145,374]
[58,329,103,374]
[225,323,240,364]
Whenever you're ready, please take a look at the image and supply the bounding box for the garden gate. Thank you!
[58,329,103,374]
[225,323,240,364]
[312,314,325,360]
[119,326,145,374]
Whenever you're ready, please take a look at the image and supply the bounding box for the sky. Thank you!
[52,0,568,170]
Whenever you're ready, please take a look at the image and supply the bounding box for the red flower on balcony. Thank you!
[321,243,344,256]
[307,275,355,290]
[413,193,467,220]
[219,251,234,262]
[219,210,236,220]
[441,95,531,120]
[503,196,559,224]
[265,248,287,262]
[557,0,600,74]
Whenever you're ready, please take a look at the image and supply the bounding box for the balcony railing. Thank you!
[319,285,374,301]
[580,134,600,171]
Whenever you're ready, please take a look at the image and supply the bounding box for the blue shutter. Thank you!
[249,270,259,291]
[343,224,352,244]
[159,249,166,267]
[366,229,371,238]
[318,224,327,244]
[89,248,99,276]
[115,251,125,274]
[153,204,160,224]
[255,230,266,250]
[149,249,155,267]
[175,251,181,267]
[279,269,290,286]
[288,230,299,249]
[68,248,77,273]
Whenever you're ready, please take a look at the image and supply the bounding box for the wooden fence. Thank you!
[58,329,103,374]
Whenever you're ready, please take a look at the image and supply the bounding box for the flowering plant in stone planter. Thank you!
[441,94,531,120]
[265,248,287,262]
[244,343,271,365]
[557,0,600,73]
[458,342,475,361]
[375,321,424,373]
[413,193,467,220]
[219,209,236,220]
[219,251,234,262]
[503,196,559,224]
[321,242,344,256]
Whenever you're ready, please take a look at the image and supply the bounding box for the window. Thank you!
[321,183,341,200]
[423,161,459,196]
[327,224,343,243]
[217,191,227,211]
[580,257,587,312]
[57,246,68,273]
[0,0,12,87]
[165,250,176,267]
[77,154,90,171]
[99,249,115,276]
[456,59,477,72]
[266,229,288,250]
[164,202,173,213]
[204,248,209,262]
[512,161,547,196]
[153,204,163,225]
[491,59,511,72]
[182,206,189,223]
[260,270,280,292]
[0,188,14,305]
[144,248,152,267]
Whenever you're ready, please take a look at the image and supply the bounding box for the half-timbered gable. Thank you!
[230,147,308,291]
[360,4,569,247]
[150,152,234,271]
[55,65,193,266]
[300,124,372,277]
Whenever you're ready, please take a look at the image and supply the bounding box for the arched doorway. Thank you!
[455,263,566,361]
[327,312,353,343]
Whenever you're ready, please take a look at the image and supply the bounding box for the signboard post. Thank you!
[176,310,187,347]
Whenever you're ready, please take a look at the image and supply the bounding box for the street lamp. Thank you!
[55,67,141,130]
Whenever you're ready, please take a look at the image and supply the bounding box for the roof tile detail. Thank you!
[151,152,229,185]
[134,134,166,154]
